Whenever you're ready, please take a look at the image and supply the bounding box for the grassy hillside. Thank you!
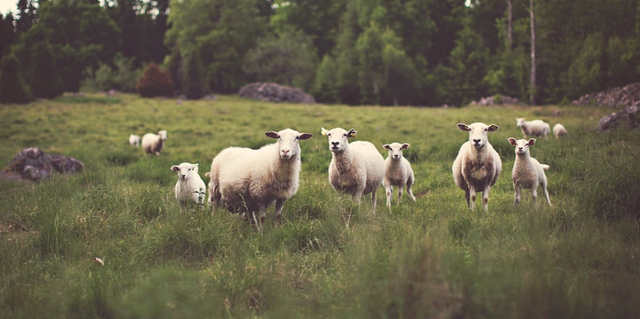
[1,93,639,318]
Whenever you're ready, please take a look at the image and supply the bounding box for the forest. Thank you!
[1,0,639,106]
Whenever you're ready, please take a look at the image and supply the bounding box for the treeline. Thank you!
[1,0,639,106]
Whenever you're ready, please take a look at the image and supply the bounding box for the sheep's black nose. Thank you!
[331,141,339,146]
[473,139,481,144]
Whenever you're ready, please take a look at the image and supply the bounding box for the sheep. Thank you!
[321,127,385,215]
[142,130,167,155]
[382,142,416,209]
[129,134,141,147]
[452,123,502,211]
[170,162,207,209]
[508,138,551,206]
[553,123,568,139]
[207,128,313,230]
[516,118,550,139]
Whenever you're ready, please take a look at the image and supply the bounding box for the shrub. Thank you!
[29,42,65,99]
[0,55,32,104]
[135,62,174,98]
[81,55,140,93]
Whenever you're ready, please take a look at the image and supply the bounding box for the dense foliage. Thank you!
[0,55,31,103]
[29,42,64,99]
[136,62,174,98]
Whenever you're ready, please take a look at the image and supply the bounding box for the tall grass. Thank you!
[1,94,639,318]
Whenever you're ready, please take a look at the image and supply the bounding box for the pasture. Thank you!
[1,93,639,318]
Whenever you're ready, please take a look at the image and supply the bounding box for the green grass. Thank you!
[1,93,640,318]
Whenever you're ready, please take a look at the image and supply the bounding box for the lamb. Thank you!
[553,123,568,139]
[382,142,416,209]
[516,118,550,139]
[142,130,167,155]
[452,123,502,211]
[207,128,313,229]
[170,162,207,209]
[321,127,385,214]
[129,134,141,147]
[508,138,551,206]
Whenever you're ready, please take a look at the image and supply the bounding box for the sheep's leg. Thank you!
[541,181,552,206]
[370,188,377,216]
[406,178,416,202]
[481,186,490,211]
[531,182,539,204]
[259,206,267,228]
[464,190,471,209]
[249,211,260,232]
[274,199,285,224]
[513,183,522,206]
[468,185,477,210]
[398,184,404,204]
[384,183,393,209]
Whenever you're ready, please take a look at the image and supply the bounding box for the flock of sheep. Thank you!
[128,117,568,230]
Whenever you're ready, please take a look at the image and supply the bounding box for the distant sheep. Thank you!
[553,123,568,139]
[452,123,502,211]
[129,134,141,147]
[516,118,550,139]
[207,128,313,229]
[321,127,385,214]
[170,162,207,209]
[382,142,416,209]
[142,130,167,155]
[508,138,551,206]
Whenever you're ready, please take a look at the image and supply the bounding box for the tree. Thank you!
[529,0,536,105]
[182,53,205,100]
[136,62,173,98]
[0,13,17,58]
[0,55,31,104]
[29,42,64,99]
[16,0,37,33]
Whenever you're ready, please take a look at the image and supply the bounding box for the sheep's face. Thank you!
[266,129,313,160]
[383,143,409,161]
[508,138,535,155]
[321,127,356,153]
[171,163,198,181]
[516,118,526,128]
[457,123,499,149]
[158,130,168,141]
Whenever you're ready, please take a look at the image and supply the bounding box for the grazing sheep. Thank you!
[382,142,416,209]
[129,134,141,147]
[170,162,207,209]
[321,127,385,214]
[553,123,568,139]
[207,128,313,229]
[516,118,550,139]
[142,130,167,155]
[452,123,502,211]
[508,138,551,206]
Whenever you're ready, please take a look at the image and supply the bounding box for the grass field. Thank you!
[1,93,640,318]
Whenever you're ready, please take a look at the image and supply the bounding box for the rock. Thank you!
[571,83,640,108]
[596,102,640,132]
[1,147,84,182]
[469,95,525,106]
[238,82,316,104]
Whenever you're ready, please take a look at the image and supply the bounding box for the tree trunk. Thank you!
[507,0,513,50]
[529,0,536,105]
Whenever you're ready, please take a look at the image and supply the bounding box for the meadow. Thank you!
[1,93,639,318]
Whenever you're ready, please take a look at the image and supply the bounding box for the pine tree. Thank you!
[29,42,64,99]
[0,55,31,104]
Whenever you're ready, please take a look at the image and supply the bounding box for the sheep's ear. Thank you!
[265,131,279,139]
[508,138,517,146]
[299,133,313,140]
[383,144,391,150]
[527,138,536,146]
[488,124,499,132]
[347,129,357,138]
[401,143,410,149]
[457,123,470,131]
[170,165,180,172]
[321,128,329,136]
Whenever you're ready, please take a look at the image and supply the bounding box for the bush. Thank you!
[29,42,65,99]
[81,55,140,93]
[135,62,174,98]
[0,55,31,104]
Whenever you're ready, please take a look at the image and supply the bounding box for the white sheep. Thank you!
[382,142,416,209]
[553,123,568,139]
[170,162,207,209]
[321,127,385,215]
[452,123,502,211]
[142,130,167,155]
[207,128,313,229]
[129,134,141,147]
[508,138,551,206]
[516,118,550,139]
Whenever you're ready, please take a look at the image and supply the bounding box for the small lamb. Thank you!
[142,130,168,155]
[321,127,385,214]
[170,162,207,209]
[452,123,502,211]
[129,134,141,147]
[553,123,568,139]
[516,118,550,139]
[382,142,416,209]
[508,138,551,206]
[207,128,313,230]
